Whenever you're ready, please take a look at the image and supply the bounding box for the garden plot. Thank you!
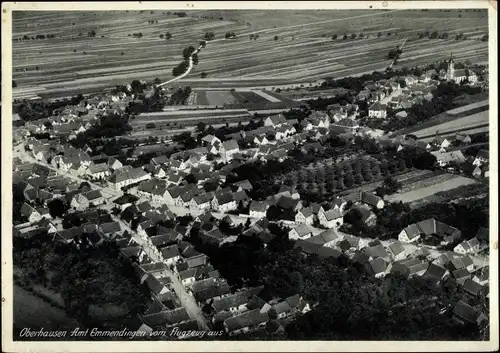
[386,175,478,204]
[203,90,239,105]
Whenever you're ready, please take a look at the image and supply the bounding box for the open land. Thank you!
[13,9,488,99]
[392,97,489,139]
[13,284,79,331]
[386,175,479,204]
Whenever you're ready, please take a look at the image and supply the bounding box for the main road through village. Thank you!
[13,145,210,330]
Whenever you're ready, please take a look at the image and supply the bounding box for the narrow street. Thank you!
[14,146,210,330]
[111,215,209,330]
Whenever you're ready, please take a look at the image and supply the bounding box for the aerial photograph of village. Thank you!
[9,6,492,343]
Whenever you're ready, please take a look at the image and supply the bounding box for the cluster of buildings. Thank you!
[293,222,490,327]
[354,70,438,120]
[12,64,490,336]
[17,90,142,143]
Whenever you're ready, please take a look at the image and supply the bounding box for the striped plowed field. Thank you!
[13,9,488,98]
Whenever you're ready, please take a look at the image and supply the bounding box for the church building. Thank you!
[442,54,478,84]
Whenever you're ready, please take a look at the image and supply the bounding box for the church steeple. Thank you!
[447,53,455,79]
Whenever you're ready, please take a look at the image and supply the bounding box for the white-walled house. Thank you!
[288,224,314,240]
[212,193,237,212]
[249,201,269,219]
[295,207,314,225]
[454,238,481,255]
[368,102,387,119]
[318,209,344,229]
[264,114,286,128]
[219,140,240,162]
[398,224,421,243]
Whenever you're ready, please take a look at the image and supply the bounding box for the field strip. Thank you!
[419,126,490,142]
[141,109,250,116]
[447,100,489,115]
[131,114,252,124]
[209,10,402,43]
[386,176,478,204]
[249,90,282,102]
[412,110,489,137]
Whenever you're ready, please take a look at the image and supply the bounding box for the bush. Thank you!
[204,32,215,41]
[172,61,189,76]
[273,35,279,41]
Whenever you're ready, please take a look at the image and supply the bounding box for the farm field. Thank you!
[194,89,300,110]
[385,174,478,204]
[334,169,436,197]
[414,110,489,140]
[129,108,255,134]
[410,182,489,208]
[13,9,488,99]
[391,96,489,137]
[13,284,79,331]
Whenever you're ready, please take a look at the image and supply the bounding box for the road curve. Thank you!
[158,44,204,87]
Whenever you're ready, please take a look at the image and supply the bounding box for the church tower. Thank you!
[446,53,455,80]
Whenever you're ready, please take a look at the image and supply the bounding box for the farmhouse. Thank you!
[190,194,214,211]
[275,124,296,140]
[388,241,406,261]
[455,133,472,144]
[398,218,461,245]
[151,156,169,166]
[212,192,237,212]
[289,224,314,240]
[161,245,181,267]
[338,235,361,252]
[249,201,270,219]
[431,150,466,167]
[108,157,123,171]
[421,263,449,286]
[452,300,487,326]
[472,150,489,166]
[223,309,269,336]
[219,140,240,162]
[318,208,344,229]
[367,258,388,278]
[20,203,43,223]
[330,118,359,133]
[431,136,451,150]
[368,102,387,119]
[264,114,286,128]
[454,237,481,255]
[109,166,151,190]
[343,191,385,209]
[295,207,314,225]
[71,190,105,210]
[254,135,269,145]
[391,258,429,278]
[201,134,221,146]
[87,163,111,180]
